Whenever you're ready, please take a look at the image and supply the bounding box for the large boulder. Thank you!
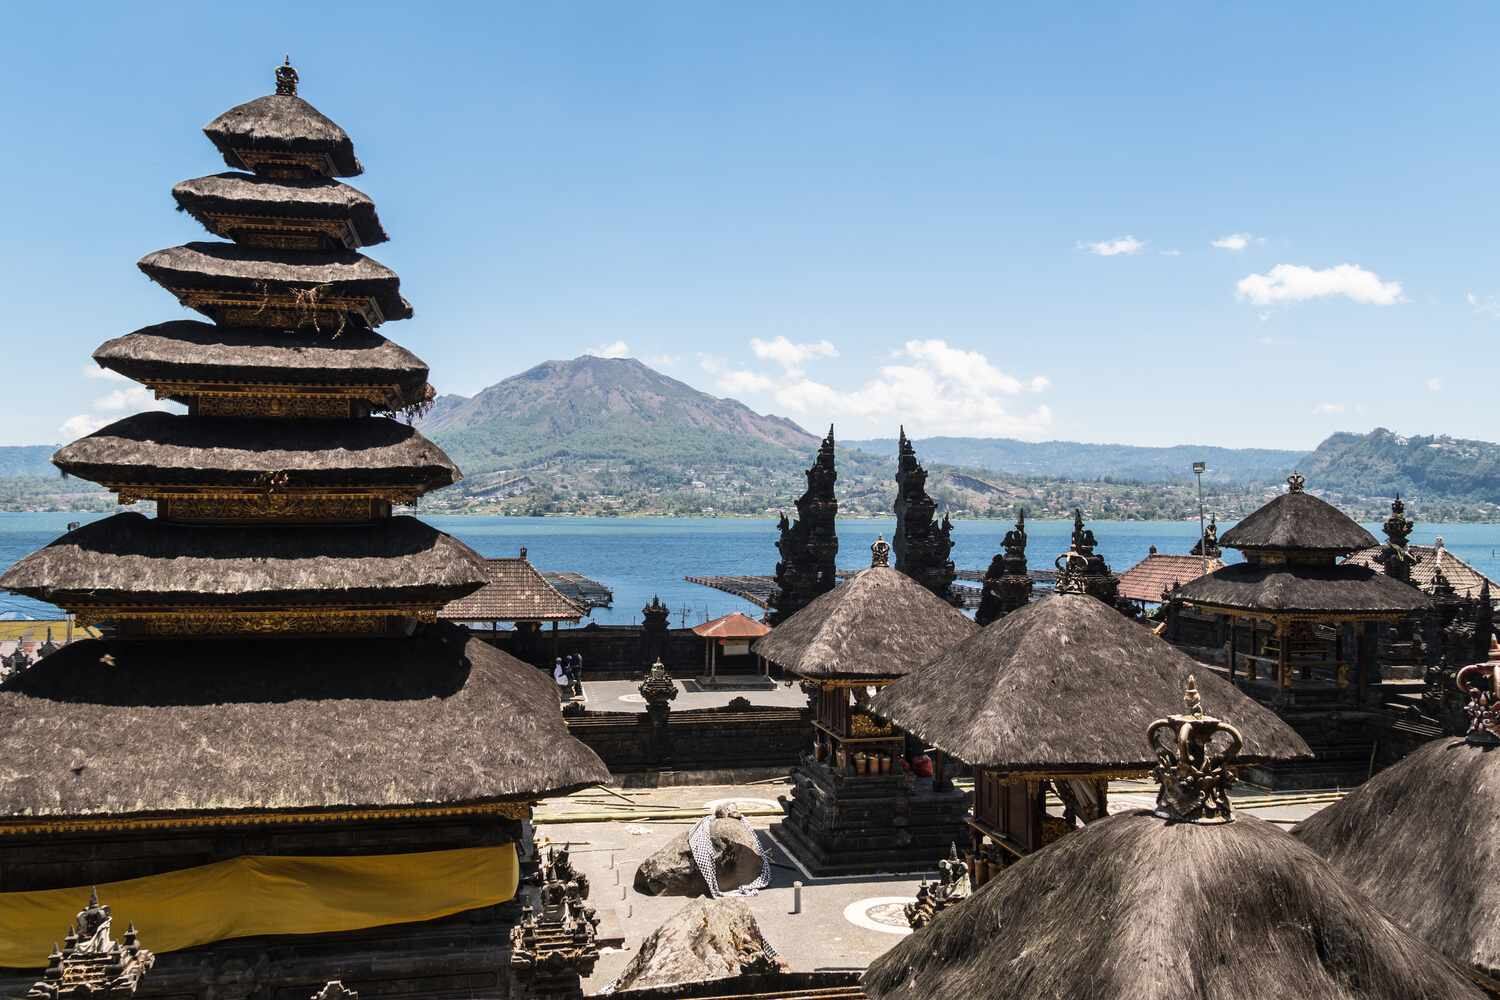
[608,898,782,992]
[633,810,763,897]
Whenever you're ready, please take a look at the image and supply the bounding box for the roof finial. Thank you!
[1148,677,1242,824]
[870,534,891,568]
[276,56,299,96]
[1286,470,1306,493]
[1456,662,1500,746]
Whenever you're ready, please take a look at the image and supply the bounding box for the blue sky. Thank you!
[2,2,1496,448]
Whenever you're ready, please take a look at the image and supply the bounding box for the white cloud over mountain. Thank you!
[1236,264,1403,306]
[584,340,632,359]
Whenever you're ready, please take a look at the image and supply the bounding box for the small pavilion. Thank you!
[438,547,586,663]
[752,538,976,876]
[692,611,772,683]
[867,575,1308,883]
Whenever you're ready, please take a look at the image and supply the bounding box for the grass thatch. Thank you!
[1295,737,1500,985]
[0,512,487,606]
[137,242,412,324]
[863,810,1484,1000]
[1221,489,1378,555]
[54,412,460,493]
[752,567,976,681]
[866,591,1311,769]
[0,623,609,817]
[203,93,362,176]
[1172,560,1430,615]
[173,172,387,247]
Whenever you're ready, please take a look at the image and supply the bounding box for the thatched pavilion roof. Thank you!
[0,624,608,818]
[752,567,976,681]
[0,512,487,608]
[1170,560,1430,617]
[863,809,1484,1000]
[1220,484,1378,556]
[53,412,460,493]
[173,172,387,247]
[93,322,431,407]
[203,91,361,176]
[866,591,1310,770]
[137,242,413,324]
[1295,737,1500,985]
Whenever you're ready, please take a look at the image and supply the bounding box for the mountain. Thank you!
[842,436,1304,485]
[0,446,58,478]
[1302,429,1500,507]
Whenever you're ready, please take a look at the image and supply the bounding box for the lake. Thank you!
[3,512,1499,626]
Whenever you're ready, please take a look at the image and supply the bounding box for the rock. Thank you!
[608,898,783,992]
[632,809,763,897]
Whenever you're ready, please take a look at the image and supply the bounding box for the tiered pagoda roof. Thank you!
[172,173,387,249]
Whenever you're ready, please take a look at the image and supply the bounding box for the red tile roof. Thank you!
[692,611,771,640]
[1345,544,1495,600]
[1116,552,1224,603]
[438,556,585,622]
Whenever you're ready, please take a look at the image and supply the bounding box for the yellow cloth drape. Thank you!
[0,844,517,968]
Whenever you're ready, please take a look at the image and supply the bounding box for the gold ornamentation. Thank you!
[196,393,356,419]
[848,711,895,738]
[0,800,534,837]
[71,606,439,637]
[158,493,393,523]
[171,287,383,331]
[150,379,403,415]
[198,211,361,251]
[229,148,338,178]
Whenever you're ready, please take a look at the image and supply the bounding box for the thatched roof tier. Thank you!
[0,624,609,819]
[0,512,488,608]
[863,810,1485,1000]
[53,412,460,493]
[1170,560,1430,617]
[752,567,976,681]
[866,592,1310,769]
[173,172,387,248]
[1220,485,1378,556]
[1295,737,1500,985]
[93,322,430,408]
[203,90,361,177]
[137,242,412,327]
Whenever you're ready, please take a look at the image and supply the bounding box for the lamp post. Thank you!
[1192,462,1208,576]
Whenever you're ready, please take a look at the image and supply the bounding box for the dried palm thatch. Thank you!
[1221,487,1378,555]
[0,512,488,607]
[54,412,460,492]
[866,591,1311,769]
[203,92,361,176]
[93,322,430,405]
[0,623,609,816]
[137,242,413,324]
[173,172,387,246]
[1295,737,1500,987]
[863,810,1484,1000]
[1171,560,1430,616]
[608,899,782,993]
[752,567,976,681]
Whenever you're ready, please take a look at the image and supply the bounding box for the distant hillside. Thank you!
[843,436,1303,485]
[1302,428,1500,507]
[0,446,57,478]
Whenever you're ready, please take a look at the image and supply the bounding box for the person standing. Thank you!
[570,651,585,697]
[554,657,571,703]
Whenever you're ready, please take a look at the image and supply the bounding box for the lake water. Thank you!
[3,512,1499,626]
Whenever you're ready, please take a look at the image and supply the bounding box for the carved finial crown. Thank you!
[1148,677,1242,824]
[1456,662,1500,746]
[275,57,299,96]
[870,535,891,568]
[1286,471,1306,493]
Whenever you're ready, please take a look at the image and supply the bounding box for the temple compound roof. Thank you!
[867,589,1310,770]
[1346,541,1496,600]
[862,688,1484,1000]
[692,612,771,640]
[439,551,587,623]
[1115,550,1224,604]
[753,563,976,682]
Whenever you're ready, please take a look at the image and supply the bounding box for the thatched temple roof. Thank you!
[137,242,413,324]
[0,624,609,818]
[1220,486,1379,556]
[1170,560,1430,616]
[173,172,387,246]
[752,567,976,681]
[93,321,431,406]
[1295,737,1500,985]
[204,91,361,176]
[54,412,460,492]
[863,810,1484,1000]
[866,592,1310,769]
[0,512,488,607]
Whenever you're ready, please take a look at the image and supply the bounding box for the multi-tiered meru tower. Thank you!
[0,62,608,998]
[767,426,839,625]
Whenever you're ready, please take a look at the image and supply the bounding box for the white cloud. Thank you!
[59,414,110,438]
[1312,402,1346,415]
[60,373,178,441]
[583,340,631,359]
[749,336,838,372]
[1081,235,1145,256]
[1425,376,1443,392]
[717,369,774,394]
[1236,264,1404,306]
[1211,232,1262,251]
[83,365,128,381]
[1467,291,1500,318]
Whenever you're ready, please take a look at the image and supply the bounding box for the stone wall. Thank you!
[564,705,809,773]
[473,625,764,680]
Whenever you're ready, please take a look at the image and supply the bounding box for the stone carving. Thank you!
[768,426,840,624]
[26,889,154,998]
[633,810,765,897]
[510,843,600,999]
[977,509,1031,625]
[893,428,957,603]
[1148,677,1241,824]
[905,843,971,930]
